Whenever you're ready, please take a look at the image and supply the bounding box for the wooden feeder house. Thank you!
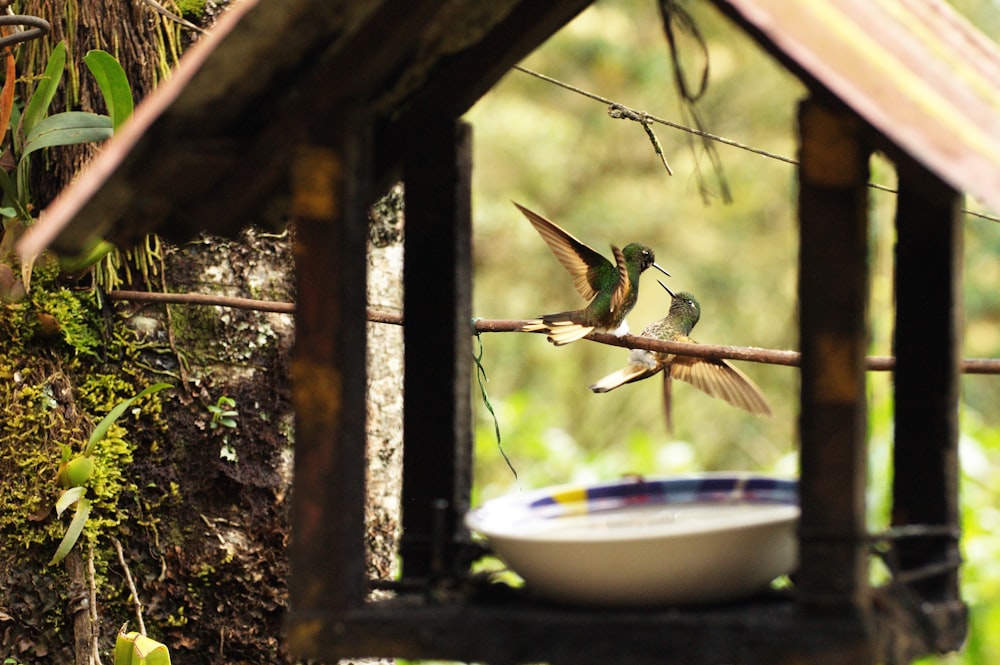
[20,0,1000,663]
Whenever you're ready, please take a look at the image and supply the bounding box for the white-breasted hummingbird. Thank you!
[589,281,771,430]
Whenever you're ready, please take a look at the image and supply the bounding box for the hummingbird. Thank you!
[589,281,771,430]
[514,202,670,345]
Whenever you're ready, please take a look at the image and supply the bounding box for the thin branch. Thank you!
[87,544,103,665]
[106,289,294,314]
[103,290,1000,374]
[112,537,146,637]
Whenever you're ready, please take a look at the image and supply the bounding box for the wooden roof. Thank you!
[17,0,1000,260]
[714,0,1000,210]
[18,0,591,256]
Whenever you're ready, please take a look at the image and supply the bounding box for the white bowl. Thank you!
[466,474,799,606]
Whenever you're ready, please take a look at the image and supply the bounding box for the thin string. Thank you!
[658,0,731,203]
[472,322,520,486]
[512,64,1000,224]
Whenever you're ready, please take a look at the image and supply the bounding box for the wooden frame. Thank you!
[11,1,974,662]
[285,96,966,664]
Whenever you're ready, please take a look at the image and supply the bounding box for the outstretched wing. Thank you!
[669,356,772,417]
[514,202,611,302]
[608,244,630,314]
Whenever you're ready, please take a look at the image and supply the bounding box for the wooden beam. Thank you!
[796,98,872,616]
[287,110,372,644]
[891,161,966,648]
[400,119,474,578]
[307,595,878,665]
[376,0,592,183]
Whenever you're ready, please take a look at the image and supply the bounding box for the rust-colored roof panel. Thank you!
[716,0,1000,212]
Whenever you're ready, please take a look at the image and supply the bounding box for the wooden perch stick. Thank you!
[105,290,1000,373]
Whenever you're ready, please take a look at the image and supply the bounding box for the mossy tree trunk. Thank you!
[18,0,186,208]
[0,2,404,661]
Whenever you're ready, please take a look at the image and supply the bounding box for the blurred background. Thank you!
[462,1,1000,662]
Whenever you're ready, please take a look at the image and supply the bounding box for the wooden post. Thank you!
[796,98,871,617]
[287,110,372,639]
[891,163,966,648]
[400,119,474,579]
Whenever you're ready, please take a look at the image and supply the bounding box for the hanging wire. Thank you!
[472,322,520,485]
[0,14,50,51]
[511,68,1000,224]
[513,64,798,164]
[658,0,731,203]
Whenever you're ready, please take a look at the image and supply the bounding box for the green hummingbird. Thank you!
[589,281,771,430]
[514,202,670,345]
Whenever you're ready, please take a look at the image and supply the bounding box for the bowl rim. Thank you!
[466,473,799,543]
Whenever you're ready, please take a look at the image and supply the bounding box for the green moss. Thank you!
[163,295,216,363]
[174,0,207,19]
[0,270,170,568]
[30,287,103,359]
[194,562,216,580]
[83,423,135,537]
[0,364,78,549]
[165,606,188,627]
[0,263,106,361]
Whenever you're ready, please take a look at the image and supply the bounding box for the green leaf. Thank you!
[114,625,133,665]
[85,383,172,456]
[83,50,134,131]
[21,41,67,139]
[57,456,95,489]
[59,239,115,273]
[21,111,113,160]
[0,168,30,220]
[115,628,172,665]
[55,486,86,516]
[49,497,91,565]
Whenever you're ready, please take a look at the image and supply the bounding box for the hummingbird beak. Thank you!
[653,262,670,277]
[657,279,676,298]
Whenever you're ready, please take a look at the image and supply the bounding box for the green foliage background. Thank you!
[463,1,1000,663]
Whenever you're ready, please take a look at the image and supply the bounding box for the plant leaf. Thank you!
[115,629,172,665]
[85,383,172,456]
[83,50,134,131]
[55,486,86,516]
[21,41,66,140]
[59,239,115,273]
[21,111,113,159]
[114,625,133,665]
[0,167,31,220]
[49,497,91,565]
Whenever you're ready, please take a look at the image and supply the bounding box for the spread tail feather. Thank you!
[589,353,661,392]
[544,321,595,345]
[524,314,595,346]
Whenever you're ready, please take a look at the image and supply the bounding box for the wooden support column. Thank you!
[796,98,871,616]
[401,119,473,579]
[287,110,372,639]
[891,163,966,648]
